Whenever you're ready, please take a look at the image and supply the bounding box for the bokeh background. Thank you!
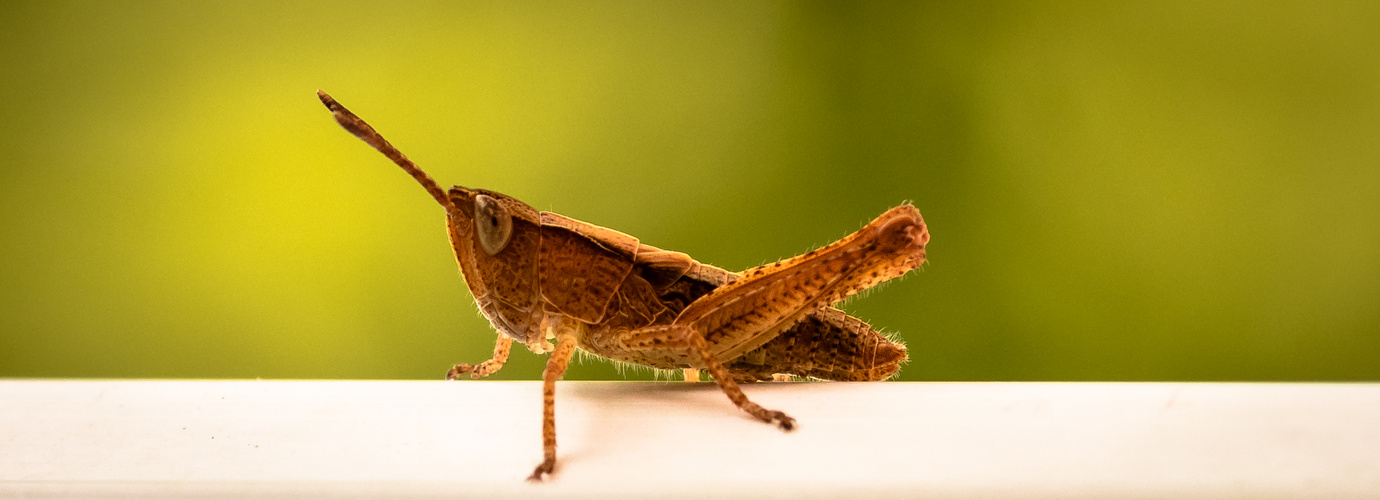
[2,1,1377,381]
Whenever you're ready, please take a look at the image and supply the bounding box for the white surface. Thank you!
[1,380,1378,499]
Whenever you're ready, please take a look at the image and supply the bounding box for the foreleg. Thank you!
[445,335,513,380]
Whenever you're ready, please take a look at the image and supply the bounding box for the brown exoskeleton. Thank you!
[317,91,929,481]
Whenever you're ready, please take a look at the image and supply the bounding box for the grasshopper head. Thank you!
[445,187,547,345]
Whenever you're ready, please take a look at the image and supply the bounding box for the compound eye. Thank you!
[473,194,513,256]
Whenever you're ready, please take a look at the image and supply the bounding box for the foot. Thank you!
[527,458,555,482]
[766,410,796,431]
[445,364,474,380]
[744,401,796,431]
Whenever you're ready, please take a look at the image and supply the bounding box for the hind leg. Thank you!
[615,325,795,430]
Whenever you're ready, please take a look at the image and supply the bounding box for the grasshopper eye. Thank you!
[474,194,513,256]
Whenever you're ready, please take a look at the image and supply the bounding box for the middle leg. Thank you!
[527,324,578,482]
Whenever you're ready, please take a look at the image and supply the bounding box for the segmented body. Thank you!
[446,187,912,382]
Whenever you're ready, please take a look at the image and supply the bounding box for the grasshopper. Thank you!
[317,91,929,481]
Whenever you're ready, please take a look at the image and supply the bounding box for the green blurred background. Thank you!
[2,1,1377,381]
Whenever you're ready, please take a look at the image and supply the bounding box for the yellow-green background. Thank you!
[2,1,1377,381]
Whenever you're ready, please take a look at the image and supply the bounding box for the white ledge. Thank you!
[2,380,1378,499]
